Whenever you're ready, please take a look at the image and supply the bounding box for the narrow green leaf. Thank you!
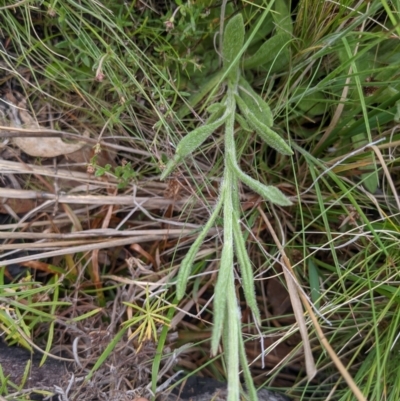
[206,102,224,114]
[351,133,378,193]
[160,110,228,179]
[176,197,224,300]
[239,327,258,401]
[235,113,252,132]
[211,241,232,355]
[222,13,245,84]
[175,112,228,158]
[308,259,321,310]
[235,94,293,156]
[232,208,261,323]
[251,121,293,156]
[243,33,289,70]
[211,167,235,355]
[228,156,292,206]
[21,360,31,388]
[238,77,273,127]
[86,327,127,380]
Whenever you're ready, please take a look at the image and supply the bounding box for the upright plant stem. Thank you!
[223,85,241,401]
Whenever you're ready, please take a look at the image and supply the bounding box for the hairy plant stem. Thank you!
[213,87,257,401]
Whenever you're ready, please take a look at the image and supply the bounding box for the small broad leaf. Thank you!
[273,0,293,36]
[243,33,290,70]
[205,100,228,125]
[222,13,245,84]
[245,11,274,46]
[238,77,273,127]
[235,94,293,156]
[206,102,224,114]
[264,47,291,74]
[295,86,327,117]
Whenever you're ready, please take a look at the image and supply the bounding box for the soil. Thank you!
[0,341,292,401]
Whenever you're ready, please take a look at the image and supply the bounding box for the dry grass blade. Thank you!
[370,145,400,212]
[0,234,197,266]
[0,187,209,210]
[258,206,316,380]
[258,207,367,401]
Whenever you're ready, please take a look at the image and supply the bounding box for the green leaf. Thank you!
[394,99,400,122]
[243,33,289,70]
[211,229,233,356]
[308,259,321,310]
[235,94,293,156]
[273,0,293,36]
[176,198,224,300]
[228,156,292,206]
[160,110,228,179]
[239,329,258,401]
[235,113,252,132]
[245,11,274,46]
[238,77,273,127]
[177,70,225,119]
[206,102,227,124]
[351,133,378,193]
[206,102,224,114]
[211,167,235,355]
[264,47,291,74]
[232,208,261,323]
[222,13,245,84]
[86,327,127,380]
[175,111,228,158]
[295,86,327,117]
